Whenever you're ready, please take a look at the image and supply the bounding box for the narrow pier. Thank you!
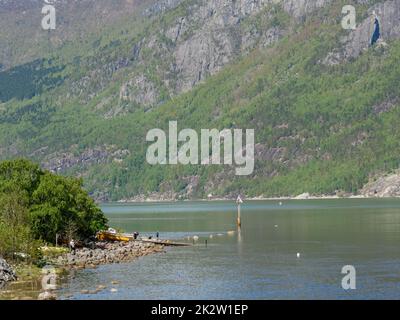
[134,239,192,247]
[97,231,192,246]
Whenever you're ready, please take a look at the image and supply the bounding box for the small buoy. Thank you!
[209,234,213,239]
[279,202,283,206]
[274,225,278,228]
[193,235,199,241]
[297,253,300,258]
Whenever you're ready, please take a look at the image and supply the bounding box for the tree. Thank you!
[64,220,78,244]
[0,191,34,260]
[0,159,108,245]
[0,159,43,199]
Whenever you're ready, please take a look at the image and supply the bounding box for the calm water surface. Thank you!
[58,199,400,300]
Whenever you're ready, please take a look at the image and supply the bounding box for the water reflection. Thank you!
[237,226,243,257]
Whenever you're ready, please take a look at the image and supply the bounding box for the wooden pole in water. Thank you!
[236,195,243,227]
[237,203,241,227]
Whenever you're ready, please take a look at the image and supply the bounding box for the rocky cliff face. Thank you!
[95,0,336,108]
[324,0,400,65]
[143,0,184,16]
[41,145,130,173]
[361,171,400,197]
[281,0,331,18]
[14,0,337,111]
[162,0,333,94]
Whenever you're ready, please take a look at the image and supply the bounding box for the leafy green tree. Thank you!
[0,191,38,261]
[0,159,108,245]
[0,159,42,198]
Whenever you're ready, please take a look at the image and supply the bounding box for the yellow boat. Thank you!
[96,231,132,242]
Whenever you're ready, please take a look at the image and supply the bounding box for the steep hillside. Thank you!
[0,0,152,70]
[1,0,400,201]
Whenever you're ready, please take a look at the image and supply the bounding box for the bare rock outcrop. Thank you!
[143,0,184,16]
[120,74,160,106]
[0,257,16,288]
[372,97,399,114]
[282,0,332,18]
[120,0,333,104]
[361,171,400,197]
[171,0,331,93]
[295,192,311,199]
[42,145,130,173]
[324,0,400,65]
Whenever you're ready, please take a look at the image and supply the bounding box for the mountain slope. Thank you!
[1,0,400,201]
[0,0,153,70]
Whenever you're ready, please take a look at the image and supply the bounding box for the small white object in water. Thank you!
[110,288,118,293]
[209,234,213,239]
[279,202,283,206]
[193,235,199,241]
[274,225,278,228]
[217,233,224,237]
[227,231,235,236]
[297,253,300,258]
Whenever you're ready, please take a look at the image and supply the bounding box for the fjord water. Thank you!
[59,199,400,300]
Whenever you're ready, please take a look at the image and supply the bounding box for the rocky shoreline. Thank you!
[115,195,319,203]
[117,194,398,203]
[0,258,17,289]
[114,172,400,202]
[49,240,165,269]
[36,241,166,300]
[1,241,165,300]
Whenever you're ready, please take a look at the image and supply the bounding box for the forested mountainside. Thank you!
[1,0,400,201]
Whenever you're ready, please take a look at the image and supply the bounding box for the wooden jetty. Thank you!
[135,238,192,247]
[96,230,191,246]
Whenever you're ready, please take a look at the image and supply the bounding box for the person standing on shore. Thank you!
[69,239,76,254]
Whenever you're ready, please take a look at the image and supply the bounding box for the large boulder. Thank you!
[38,291,57,301]
[0,257,17,288]
[295,192,311,200]
[361,171,400,197]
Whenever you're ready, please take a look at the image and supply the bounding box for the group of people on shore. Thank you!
[133,231,159,240]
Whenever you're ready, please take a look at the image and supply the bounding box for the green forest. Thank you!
[0,159,108,264]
